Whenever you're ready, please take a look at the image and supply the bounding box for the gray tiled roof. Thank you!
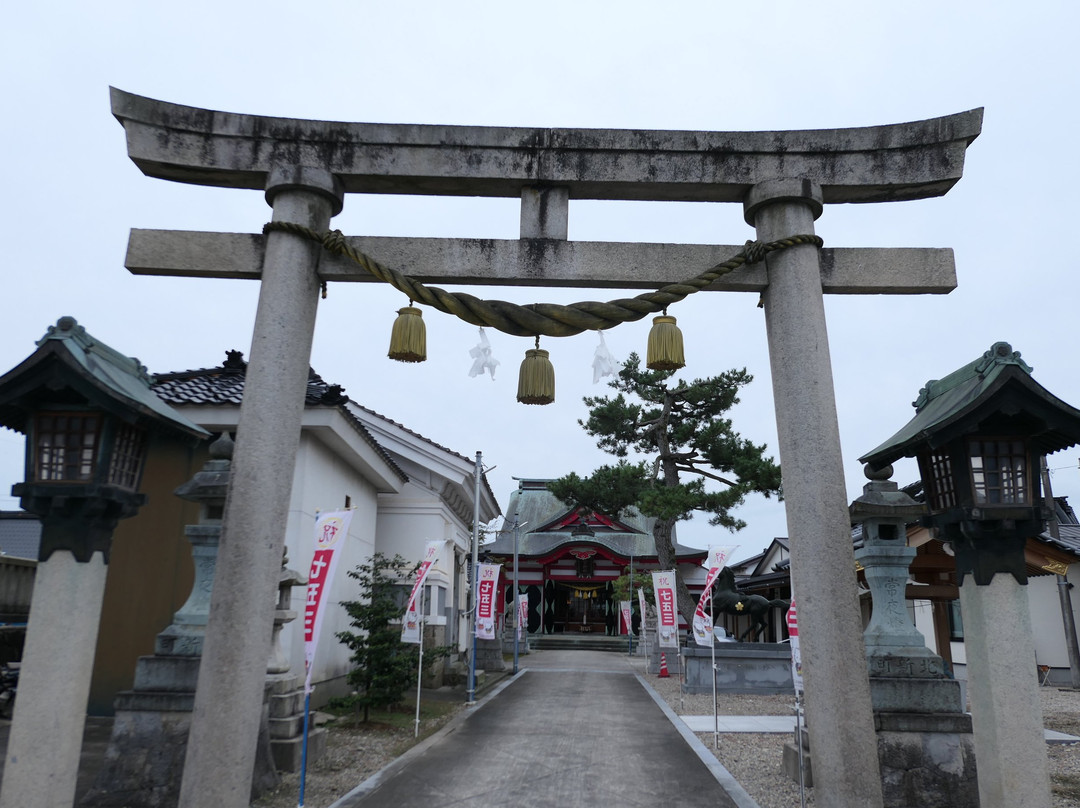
[485,529,704,560]
[485,479,704,561]
[152,353,407,483]
[153,352,349,408]
[0,514,40,560]
[1042,524,1080,557]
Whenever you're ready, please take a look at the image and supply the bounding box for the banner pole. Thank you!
[298,509,353,808]
[414,585,425,738]
[298,685,311,808]
[796,691,807,808]
[512,513,520,675]
[628,552,634,656]
[711,588,719,749]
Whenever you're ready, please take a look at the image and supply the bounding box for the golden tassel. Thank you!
[517,337,555,405]
[647,313,685,371]
[388,304,426,363]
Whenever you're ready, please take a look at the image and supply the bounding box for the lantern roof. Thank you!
[861,342,1080,469]
[0,316,209,441]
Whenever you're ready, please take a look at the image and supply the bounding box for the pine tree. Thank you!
[548,353,782,624]
[334,553,419,722]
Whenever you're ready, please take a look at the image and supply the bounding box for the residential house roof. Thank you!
[0,513,41,560]
[152,351,408,484]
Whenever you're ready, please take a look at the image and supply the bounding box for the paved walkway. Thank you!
[330,649,753,808]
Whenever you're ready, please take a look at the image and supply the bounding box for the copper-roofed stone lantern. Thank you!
[0,317,208,808]
[860,341,1080,808]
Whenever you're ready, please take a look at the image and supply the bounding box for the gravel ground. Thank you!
[251,659,1080,808]
[647,666,1080,808]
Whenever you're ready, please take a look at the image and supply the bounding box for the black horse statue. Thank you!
[712,567,789,642]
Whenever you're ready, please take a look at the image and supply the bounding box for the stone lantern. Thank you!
[860,341,1080,808]
[849,464,977,807]
[0,317,207,808]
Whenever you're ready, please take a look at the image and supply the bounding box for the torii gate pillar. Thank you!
[177,167,343,808]
[747,179,882,802]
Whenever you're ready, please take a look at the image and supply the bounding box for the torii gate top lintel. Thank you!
[110,87,982,206]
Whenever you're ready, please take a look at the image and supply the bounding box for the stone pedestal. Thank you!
[80,660,279,806]
[266,674,325,773]
[784,710,976,806]
[681,644,791,694]
[476,637,506,672]
[783,725,812,786]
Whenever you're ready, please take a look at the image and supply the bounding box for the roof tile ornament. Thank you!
[913,341,1033,412]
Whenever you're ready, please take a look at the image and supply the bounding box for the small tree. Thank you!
[334,553,418,722]
[610,568,653,604]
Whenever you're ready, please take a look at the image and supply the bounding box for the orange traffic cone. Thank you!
[659,652,670,678]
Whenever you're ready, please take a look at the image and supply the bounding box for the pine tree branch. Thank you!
[675,464,739,487]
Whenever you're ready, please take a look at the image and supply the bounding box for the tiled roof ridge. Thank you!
[348,402,470,465]
[150,353,406,482]
[348,402,499,506]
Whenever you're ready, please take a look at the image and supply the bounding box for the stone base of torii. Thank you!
[11,90,990,808]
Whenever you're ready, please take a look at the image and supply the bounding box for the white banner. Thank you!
[476,563,500,640]
[401,540,446,644]
[517,594,528,641]
[787,599,803,694]
[652,571,679,648]
[692,545,739,647]
[619,601,632,635]
[303,510,354,693]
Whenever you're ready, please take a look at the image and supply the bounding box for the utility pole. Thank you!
[1041,456,1080,688]
[466,451,482,704]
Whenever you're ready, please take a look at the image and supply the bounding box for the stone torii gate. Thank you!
[110,88,981,808]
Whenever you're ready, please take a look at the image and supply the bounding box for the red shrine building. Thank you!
[485,479,707,636]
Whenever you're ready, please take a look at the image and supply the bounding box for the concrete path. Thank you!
[331,649,752,808]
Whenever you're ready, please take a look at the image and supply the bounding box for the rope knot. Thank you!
[322,229,348,255]
[743,240,769,265]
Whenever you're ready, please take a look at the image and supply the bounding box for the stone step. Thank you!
[529,634,631,652]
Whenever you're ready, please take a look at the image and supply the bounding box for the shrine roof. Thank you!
[484,478,705,561]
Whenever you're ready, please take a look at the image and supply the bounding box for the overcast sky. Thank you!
[3,1,1078,562]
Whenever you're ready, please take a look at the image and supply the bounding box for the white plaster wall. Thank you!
[1027,569,1080,669]
[280,433,380,692]
[910,598,967,669]
[375,481,474,651]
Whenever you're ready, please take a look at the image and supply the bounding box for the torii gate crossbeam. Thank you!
[109,89,979,808]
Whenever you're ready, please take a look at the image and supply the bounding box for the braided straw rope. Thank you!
[263,222,822,338]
